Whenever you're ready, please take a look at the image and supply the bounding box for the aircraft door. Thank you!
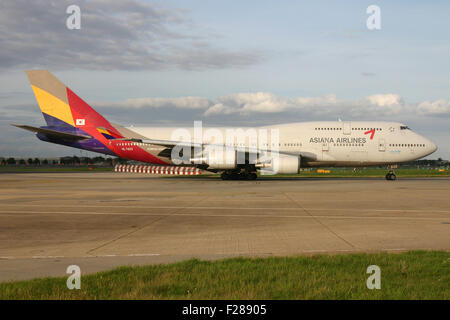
[343,122,351,135]
[378,138,386,152]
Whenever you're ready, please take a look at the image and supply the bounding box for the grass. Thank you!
[0,251,448,299]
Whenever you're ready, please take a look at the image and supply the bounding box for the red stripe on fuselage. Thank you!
[108,140,168,164]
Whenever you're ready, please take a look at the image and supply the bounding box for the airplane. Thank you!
[14,70,438,181]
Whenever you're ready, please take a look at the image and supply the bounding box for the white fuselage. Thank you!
[130,121,437,167]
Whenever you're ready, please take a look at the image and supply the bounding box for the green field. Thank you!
[0,251,448,299]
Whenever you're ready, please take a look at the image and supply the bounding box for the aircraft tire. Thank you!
[385,173,397,181]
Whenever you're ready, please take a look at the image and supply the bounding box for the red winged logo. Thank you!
[364,129,375,140]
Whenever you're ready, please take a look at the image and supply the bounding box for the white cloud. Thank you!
[204,92,406,116]
[98,97,211,109]
[293,94,339,107]
[204,93,342,116]
[417,99,450,116]
[214,92,288,114]
[365,94,403,107]
[358,94,405,116]
[203,103,235,116]
[92,92,450,120]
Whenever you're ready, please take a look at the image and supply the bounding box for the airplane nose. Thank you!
[431,142,438,153]
[425,139,438,155]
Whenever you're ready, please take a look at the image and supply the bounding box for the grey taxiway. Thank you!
[0,172,449,282]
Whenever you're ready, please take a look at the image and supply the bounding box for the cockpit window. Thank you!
[400,126,410,130]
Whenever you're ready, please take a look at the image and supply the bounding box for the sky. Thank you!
[0,0,449,158]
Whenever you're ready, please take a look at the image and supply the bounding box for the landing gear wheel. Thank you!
[249,173,257,180]
[241,172,257,180]
[221,168,257,181]
[385,172,397,181]
[221,172,230,180]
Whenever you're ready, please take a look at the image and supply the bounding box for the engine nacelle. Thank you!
[190,147,237,170]
[260,154,300,174]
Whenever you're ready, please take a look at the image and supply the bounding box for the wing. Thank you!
[109,123,318,164]
[119,137,317,161]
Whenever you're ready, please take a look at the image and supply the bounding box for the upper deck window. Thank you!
[400,126,410,130]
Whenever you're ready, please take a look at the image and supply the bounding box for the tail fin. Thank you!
[26,70,122,139]
[26,70,73,127]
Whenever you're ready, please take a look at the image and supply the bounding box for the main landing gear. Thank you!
[385,170,397,181]
[221,169,257,180]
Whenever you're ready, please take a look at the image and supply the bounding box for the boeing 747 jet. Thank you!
[14,70,437,180]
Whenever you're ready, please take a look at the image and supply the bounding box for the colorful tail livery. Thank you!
[16,70,167,164]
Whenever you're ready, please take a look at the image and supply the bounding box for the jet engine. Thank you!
[258,154,301,174]
[190,147,238,170]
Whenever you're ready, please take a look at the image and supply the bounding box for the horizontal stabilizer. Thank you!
[12,124,91,141]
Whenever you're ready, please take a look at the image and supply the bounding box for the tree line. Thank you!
[0,156,130,166]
